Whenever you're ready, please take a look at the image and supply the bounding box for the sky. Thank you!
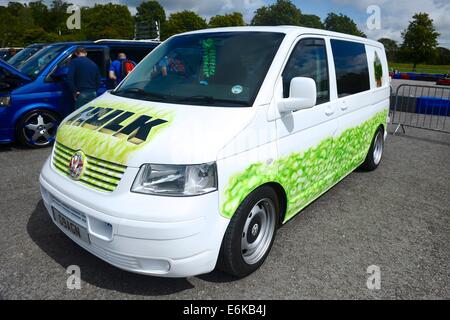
[2,0,449,48]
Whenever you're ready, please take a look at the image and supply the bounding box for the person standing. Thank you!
[109,53,136,87]
[68,47,101,109]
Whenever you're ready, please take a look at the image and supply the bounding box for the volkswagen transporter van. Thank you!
[40,27,390,278]
[0,41,159,147]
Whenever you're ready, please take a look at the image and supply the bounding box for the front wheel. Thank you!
[360,127,384,171]
[16,110,59,148]
[217,186,279,278]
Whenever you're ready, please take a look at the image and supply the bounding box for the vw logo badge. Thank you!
[69,151,86,180]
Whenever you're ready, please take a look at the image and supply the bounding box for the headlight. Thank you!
[131,163,218,196]
[0,95,11,106]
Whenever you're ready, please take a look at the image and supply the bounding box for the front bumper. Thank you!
[39,156,230,277]
[0,107,14,143]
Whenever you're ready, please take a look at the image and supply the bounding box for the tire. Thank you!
[217,185,280,278]
[360,127,384,171]
[16,109,59,148]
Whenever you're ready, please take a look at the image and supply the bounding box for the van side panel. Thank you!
[219,38,389,223]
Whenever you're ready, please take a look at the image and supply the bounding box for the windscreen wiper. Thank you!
[115,88,171,101]
[175,95,250,107]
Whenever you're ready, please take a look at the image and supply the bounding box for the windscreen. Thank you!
[113,32,285,107]
[18,45,66,79]
[8,46,42,68]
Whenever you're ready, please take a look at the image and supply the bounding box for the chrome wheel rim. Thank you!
[22,112,58,146]
[373,131,384,165]
[241,198,276,265]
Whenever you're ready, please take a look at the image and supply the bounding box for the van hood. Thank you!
[56,92,255,167]
[0,59,31,82]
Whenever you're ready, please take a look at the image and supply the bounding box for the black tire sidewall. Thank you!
[219,185,280,278]
[361,127,384,171]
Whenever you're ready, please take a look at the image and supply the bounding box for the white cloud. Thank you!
[332,0,450,48]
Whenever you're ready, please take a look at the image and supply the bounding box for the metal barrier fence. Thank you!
[390,84,450,134]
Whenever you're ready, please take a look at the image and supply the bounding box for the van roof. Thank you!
[44,40,160,48]
[179,26,383,48]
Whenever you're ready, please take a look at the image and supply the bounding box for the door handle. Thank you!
[341,102,348,111]
[325,108,334,116]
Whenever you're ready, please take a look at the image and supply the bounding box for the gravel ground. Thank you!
[0,125,449,300]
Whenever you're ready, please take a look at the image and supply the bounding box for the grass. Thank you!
[389,63,450,74]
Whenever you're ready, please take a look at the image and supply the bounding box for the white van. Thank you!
[40,26,390,278]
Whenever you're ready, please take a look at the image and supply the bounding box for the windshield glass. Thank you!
[112,32,285,107]
[18,45,66,79]
[8,46,43,68]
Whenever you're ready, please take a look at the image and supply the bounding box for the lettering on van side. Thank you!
[65,106,168,145]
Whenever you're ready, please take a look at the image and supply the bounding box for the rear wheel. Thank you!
[218,186,279,278]
[16,110,59,148]
[360,127,384,171]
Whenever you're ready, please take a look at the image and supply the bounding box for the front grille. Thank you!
[52,142,126,192]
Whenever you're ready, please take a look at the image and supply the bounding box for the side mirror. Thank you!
[51,66,69,80]
[278,77,317,113]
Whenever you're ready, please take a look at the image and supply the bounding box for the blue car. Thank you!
[0,40,159,148]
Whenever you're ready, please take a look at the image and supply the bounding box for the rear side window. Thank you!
[282,38,329,104]
[331,39,370,97]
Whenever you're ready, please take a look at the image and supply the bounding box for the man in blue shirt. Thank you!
[109,53,136,87]
[67,47,101,109]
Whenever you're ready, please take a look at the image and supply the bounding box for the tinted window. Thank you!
[282,38,329,104]
[331,39,370,97]
[110,47,154,64]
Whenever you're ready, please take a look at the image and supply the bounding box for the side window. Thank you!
[282,38,329,104]
[331,39,370,97]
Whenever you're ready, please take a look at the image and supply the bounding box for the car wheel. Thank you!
[16,110,59,148]
[360,127,384,171]
[218,185,279,278]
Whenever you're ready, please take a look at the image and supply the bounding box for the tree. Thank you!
[400,13,440,70]
[300,14,324,29]
[29,1,50,32]
[135,1,166,39]
[1,2,35,46]
[163,11,207,39]
[324,13,366,37]
[378,38,399,62]
[209,12,245,28]
[84,4,134,40]
[0,7,16,46]
[251,0,302,26]
[22,27,59,44]
[435,47,450,65]
[47,0,70,34]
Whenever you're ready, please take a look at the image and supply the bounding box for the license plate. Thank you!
[52,208,90,244]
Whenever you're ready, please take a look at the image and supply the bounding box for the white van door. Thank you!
[275,37,339,220]
[329,39,386,175]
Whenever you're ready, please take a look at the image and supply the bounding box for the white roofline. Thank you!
[94,39,161,43]
[175,26,382,47]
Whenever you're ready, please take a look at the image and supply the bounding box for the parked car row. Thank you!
[0,40,160,147]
